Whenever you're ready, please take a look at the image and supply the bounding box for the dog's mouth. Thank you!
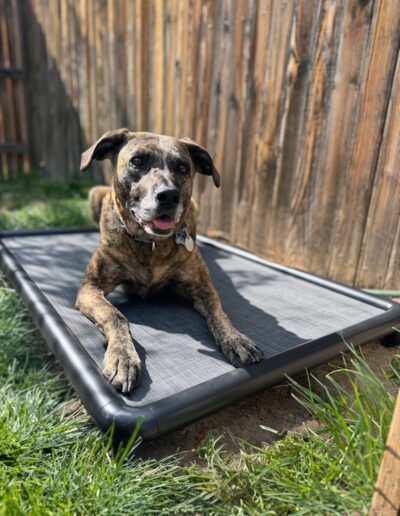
[139,214,175,236]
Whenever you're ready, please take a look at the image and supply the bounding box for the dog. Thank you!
[76,129,264,392]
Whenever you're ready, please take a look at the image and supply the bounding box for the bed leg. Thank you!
[380,332,400,348]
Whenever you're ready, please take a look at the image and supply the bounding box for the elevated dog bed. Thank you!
[1,228,400,440]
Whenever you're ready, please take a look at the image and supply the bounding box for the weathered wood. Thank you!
[370,389,400,515]
[78,0,89,146]
[2,0,400,288]
[356,44,400,289]
[328,0,400,284]
[249,0,296,257]
[1,0,19,177]
[263,0,318,262]
[125,0,136,130]
[12,0,29,174]
[153,0,164,134]
[0,0,28,178]
[19,0,46,174]
[191,0,216,220]
[210,0,238,236]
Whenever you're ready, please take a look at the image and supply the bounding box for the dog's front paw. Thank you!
[220,331,264,368]
[103,345,141,393]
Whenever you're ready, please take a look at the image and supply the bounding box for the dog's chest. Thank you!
[117,238,189,296]
[126,263,173,297]
[133,263,170,284]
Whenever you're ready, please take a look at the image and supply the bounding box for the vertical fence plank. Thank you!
[261,0,319,261]
[210,0,240,237]
[218,0,248,238]
[191,0,217,212]
[135,0,150,131]
[287,0,376,275]
[117,0,127,128]
[125,0,135,130]
[231,0,271,247]
[229,0,257,244]
[316,0,374,276]
[197,0,225,232]
[184,0,202,139]
[87,0,97,143]
[19,0,48,175]
[11,0,28,174]
[165,0,177,136]
[0,0,9,178]
[370,390,400,515]
[282,0,344,272]
[1,0,19,178]
[60,0,71,175]
[249,0,297,257]
[78,0,90,148]
[356,48,400,288]
[107,0,116,129]
[153,0,164,134]
[0,0,29,178]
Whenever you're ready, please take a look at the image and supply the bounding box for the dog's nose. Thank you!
[155,187,180,206]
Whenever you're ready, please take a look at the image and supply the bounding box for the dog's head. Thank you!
[81,129,220,238]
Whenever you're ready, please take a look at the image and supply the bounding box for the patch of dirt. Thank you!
[136,340,400,463]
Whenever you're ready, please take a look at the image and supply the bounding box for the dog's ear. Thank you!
[179,138,220,188]
[80,128,131,171]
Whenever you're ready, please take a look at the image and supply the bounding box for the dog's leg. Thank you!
[88,186,110,226]
[76,256,141,392]
[175,251,264,366]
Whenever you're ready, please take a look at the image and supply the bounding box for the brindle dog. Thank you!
[76,128,264,392]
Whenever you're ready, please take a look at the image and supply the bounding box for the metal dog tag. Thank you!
[175,228,194,252]
[184,234,194,252]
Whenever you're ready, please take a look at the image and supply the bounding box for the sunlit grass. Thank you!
[0,173,92,229]
[0,288,396,514]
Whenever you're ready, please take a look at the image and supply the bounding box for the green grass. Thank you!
[0,176,398,514]
[194,349,398,515]
[0,287,397,514]
[0,288,219,514]
[0,173,92,229]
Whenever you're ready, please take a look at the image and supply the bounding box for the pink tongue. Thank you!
[152,216,174,230]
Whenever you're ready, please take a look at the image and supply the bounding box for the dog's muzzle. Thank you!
[130,187,182,237]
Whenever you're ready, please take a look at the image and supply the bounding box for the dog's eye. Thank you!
[130,156,145,168]
[177,163,188,174]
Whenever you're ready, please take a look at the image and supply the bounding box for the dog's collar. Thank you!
[127,232,157,251]
[111,198,193,253]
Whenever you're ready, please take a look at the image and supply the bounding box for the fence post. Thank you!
[370,389,400,515]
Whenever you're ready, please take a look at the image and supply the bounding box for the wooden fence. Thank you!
[2,0,400,289]
[0,0,29,179]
